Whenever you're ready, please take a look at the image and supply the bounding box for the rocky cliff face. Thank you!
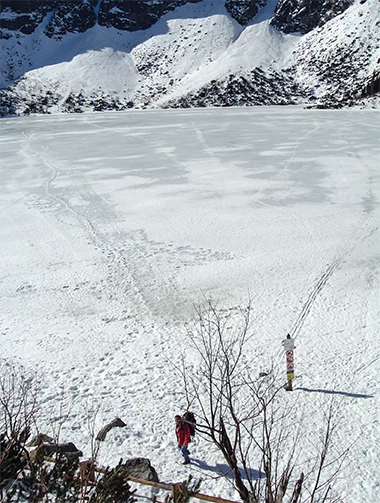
[44,1,97,38]
[96,0,203,33]
[270,0,354,34]
[0,1,194,37]
[1,0,352,38]
[0,0,55,35]
[225,0,262,25]
[0,0,265,37]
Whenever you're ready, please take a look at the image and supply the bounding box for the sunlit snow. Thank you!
[0,107,379,502]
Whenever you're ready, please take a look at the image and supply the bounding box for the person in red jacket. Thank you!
[175,415,191,465]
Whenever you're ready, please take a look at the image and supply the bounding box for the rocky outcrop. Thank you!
[1,0,263,38]
[0,0,55,35]
[270,0,354,34]
[44,0,97,38]
[162,68,308,108]
[1,1,198,38]
[225,0,263,25]
[361,70,380,99]
[97,0,202,32]
[0,0,357,38]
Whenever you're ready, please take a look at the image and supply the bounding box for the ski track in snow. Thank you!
[0,107,379,502]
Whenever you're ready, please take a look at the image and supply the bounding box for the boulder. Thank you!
[122,458,159,482]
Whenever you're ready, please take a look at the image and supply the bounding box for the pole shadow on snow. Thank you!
[190,459,265,481]
[297,387,373,399]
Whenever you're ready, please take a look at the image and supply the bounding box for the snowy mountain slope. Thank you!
[0,0,247,87]
[293,0,380,102]
[160,0,380,108]
[130,4,244,102]
[0,0,379,114]
[155,1,302,106]
[1,1,246,112]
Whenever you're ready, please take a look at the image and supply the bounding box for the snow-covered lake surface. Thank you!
[0,107,379,502]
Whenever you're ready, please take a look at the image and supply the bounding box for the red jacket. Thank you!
[176,422,191,446]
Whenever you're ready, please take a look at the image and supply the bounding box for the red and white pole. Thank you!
[282,334,295,391]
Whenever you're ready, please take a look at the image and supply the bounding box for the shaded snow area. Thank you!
[0,107,379,502]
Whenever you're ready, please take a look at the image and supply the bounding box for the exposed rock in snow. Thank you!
[270,0,354,34]
[162,68,307,108]
[97,0,203,32]
[121,458,159,483]
[0,0,54,35]
[44,0,97,38]
[225,0,263,25]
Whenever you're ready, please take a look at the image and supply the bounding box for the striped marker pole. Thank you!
[282,334,295,391]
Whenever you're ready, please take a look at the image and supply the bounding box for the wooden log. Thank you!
[96,417,126,442]
[126,475,241,503]
[43,457,241,503]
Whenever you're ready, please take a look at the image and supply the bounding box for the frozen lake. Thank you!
[0,107,379,502]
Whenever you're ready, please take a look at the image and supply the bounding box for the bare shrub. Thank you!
[0,359,41,440]
[179,299,348,503]
[0,359,41,500]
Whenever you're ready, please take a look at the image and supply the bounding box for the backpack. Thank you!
[183,411,196,437]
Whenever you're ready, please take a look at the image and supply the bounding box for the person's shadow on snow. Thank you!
[190,459,264,480]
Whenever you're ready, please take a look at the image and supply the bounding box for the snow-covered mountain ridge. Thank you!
[0,0,379,114]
